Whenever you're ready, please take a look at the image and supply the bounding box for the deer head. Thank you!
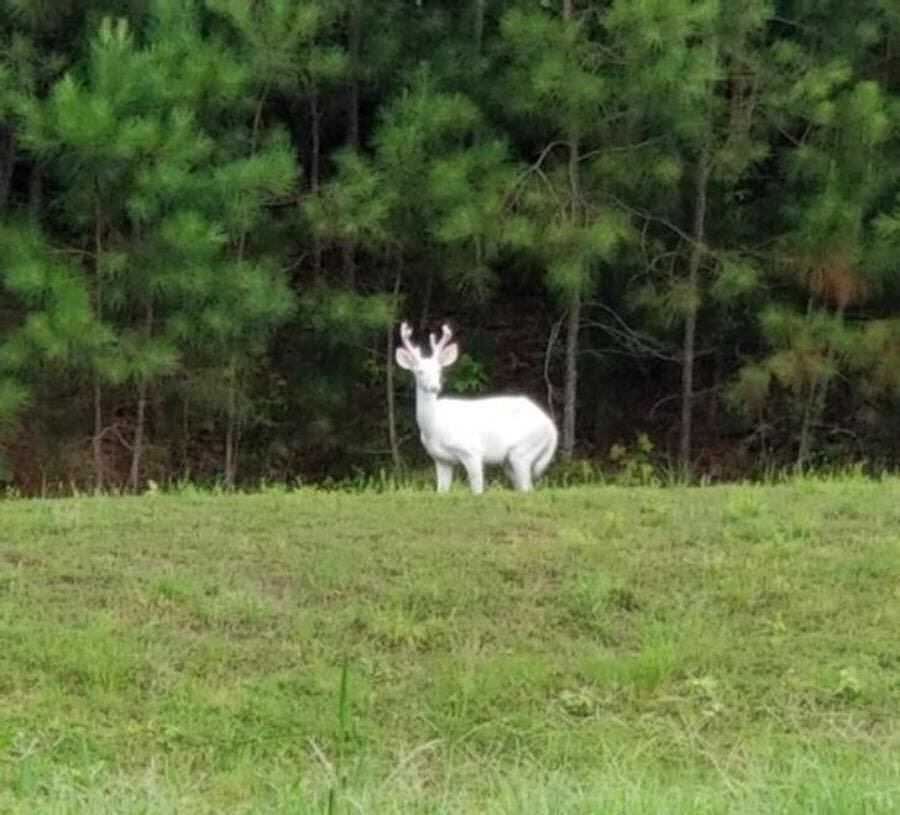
[395,321,459,395]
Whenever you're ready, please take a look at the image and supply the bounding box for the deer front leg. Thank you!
[459,454,485,494]
[435,460,454,493]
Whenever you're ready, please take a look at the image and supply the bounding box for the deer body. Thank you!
[397,322,558,494]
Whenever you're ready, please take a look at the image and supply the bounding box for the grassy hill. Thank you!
[1,479,899,813]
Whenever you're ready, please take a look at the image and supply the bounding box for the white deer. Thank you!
[395,321,558,494]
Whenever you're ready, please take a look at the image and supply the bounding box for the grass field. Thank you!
[1,478,899,813]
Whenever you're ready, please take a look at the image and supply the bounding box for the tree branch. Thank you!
[543,316,563,419]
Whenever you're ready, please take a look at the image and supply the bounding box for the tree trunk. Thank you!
[345,3,361,155]
[387,266,403,471]
[559,0,581,460]
[130,380,148,491]
[181,396,191,481]
[28,163,43,220]
[224,416,235,488]
[233,94,265,261]
[679,149,710,480]
[796,380,815,472]
[218,90,268,486]
[233,418,243,485]
[680,310,697,479]
[561,295,580,459]
[797,302,846,471]
[474,0,485,52]
[129,300,154,491]
[708,348,722,436]
[92,204,105,492]
[92,380,105,492]
[561,136,581,459]
[224,362,238,489]
[419,267,435,328]
[0,130,15,212]
[310,91,323,279]
[341,4,361,287]
[310,92,321,183]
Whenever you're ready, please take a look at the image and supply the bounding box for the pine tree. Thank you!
[729,1,900,468]
[495,1,630,459]
[10,3,297,489]
[310,67,513,466]
[3,0,900,488]
[594,0,774,476]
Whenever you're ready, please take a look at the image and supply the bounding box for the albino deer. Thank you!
[395,321,558,494]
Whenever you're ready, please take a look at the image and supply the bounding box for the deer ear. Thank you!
[439,342,459,368]
[395,347,416,370]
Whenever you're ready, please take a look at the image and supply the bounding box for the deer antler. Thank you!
[429,323,453,357]
[399,321,420,357]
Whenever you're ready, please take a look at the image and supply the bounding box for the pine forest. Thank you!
[2,0,900,492]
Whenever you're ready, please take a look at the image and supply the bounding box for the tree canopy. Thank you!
[2,0,900,490]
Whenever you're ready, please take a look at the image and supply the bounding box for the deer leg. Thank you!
[435,460,454,493]
[508,452,534,492]
[459,455,484,494]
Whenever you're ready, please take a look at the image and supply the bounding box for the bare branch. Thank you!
[503,141,568,213]
[578,137,663,164]
[582,301,681,363]
[649,386,719,419]
[602,192,705,250]
[543,317,563,420]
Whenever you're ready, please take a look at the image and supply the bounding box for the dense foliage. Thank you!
[1,0,900,490]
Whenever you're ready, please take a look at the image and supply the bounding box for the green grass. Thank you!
[1,478,899,813]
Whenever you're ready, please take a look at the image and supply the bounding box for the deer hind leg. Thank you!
[435,460,454,493]
[459,454,485,494]
[531,431,557,482]
[507,450,534,492]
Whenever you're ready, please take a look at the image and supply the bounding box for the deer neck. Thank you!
[415,387,441,438]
